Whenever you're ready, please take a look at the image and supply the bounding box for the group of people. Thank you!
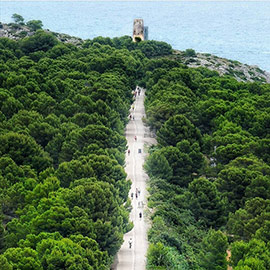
[135,86,142,97]
[133,86,142,100]
[130,187,141,200]
[127,136,137,155]
[127,86,144,250]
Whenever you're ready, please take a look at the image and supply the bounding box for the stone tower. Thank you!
[133,19,147,42]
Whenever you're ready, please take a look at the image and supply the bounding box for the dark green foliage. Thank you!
[187,178,225,227]
[26,20,43,31]
[84,36,172,58]
[0,132,52,172]
[144,54,270,269]
[11,14,24,25]
[2,19,270,269]
[199,230,228,270]
[0,30,144,269]
[144,152,173,181]
[184,48,196,57]
[20,30,58,53]
[157,114,202,147]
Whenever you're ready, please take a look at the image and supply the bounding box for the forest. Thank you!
[0,19,171,269]
[143,59,270,269]
[1,17,270,270]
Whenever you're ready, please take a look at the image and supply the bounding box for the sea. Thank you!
[1,1,270,72]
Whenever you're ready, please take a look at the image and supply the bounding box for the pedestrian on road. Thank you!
[135,193,138,199]
[131,192,134,199]
[139,212,142,219]
[138,188,141,196]
[133,115,135,120]
[128,149,130,155]
[134,136,137,141]
[128,238,132,248]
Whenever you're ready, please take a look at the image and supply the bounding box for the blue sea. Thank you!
[1,1,270,71]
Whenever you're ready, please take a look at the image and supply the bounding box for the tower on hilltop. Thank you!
[133,19,148,42]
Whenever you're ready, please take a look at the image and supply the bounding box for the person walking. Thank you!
[139,212,142,219]
[128,149,130,155]
[128,238,133,248]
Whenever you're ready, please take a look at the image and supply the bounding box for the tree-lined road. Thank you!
[114,88,156,270]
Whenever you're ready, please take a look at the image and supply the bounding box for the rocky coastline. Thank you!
[173,49,270,83]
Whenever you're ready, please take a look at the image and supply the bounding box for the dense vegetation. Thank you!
[0,18,172,269]
[143,60,270,269]
[2,15,270,270]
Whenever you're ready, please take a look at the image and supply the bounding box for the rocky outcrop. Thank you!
[173,50,270,83]
[0,22,83,46]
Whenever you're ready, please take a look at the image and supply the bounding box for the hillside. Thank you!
[1,19,270,270]
[1,21,269,83]
[143,55,270,269]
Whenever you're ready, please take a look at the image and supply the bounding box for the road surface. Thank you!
[114,87,156,270]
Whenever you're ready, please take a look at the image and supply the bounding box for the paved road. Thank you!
[114,88,156,270]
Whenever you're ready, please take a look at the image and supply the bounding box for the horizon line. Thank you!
[1,0,270,2]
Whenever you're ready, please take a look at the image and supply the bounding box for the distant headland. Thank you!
[0,19,269,83]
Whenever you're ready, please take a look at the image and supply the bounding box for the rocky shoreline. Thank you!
[172,49,270,83]
[1,22,269,83]
[0,22,83,46]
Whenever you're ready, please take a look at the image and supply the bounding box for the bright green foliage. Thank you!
[2,18,270,270]
[147,242,189,270]
[0,255,12,270]
[143,54,270,269]
[36,238,102,270]
[147,242,169,269]
[0,24,150,269]
[231,239,270,270]
[1,247,42,270]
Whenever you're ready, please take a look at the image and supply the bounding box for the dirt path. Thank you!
[113,87,156,270]
[226,250,232,270]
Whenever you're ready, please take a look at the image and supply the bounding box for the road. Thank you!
[114,87,156,270]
